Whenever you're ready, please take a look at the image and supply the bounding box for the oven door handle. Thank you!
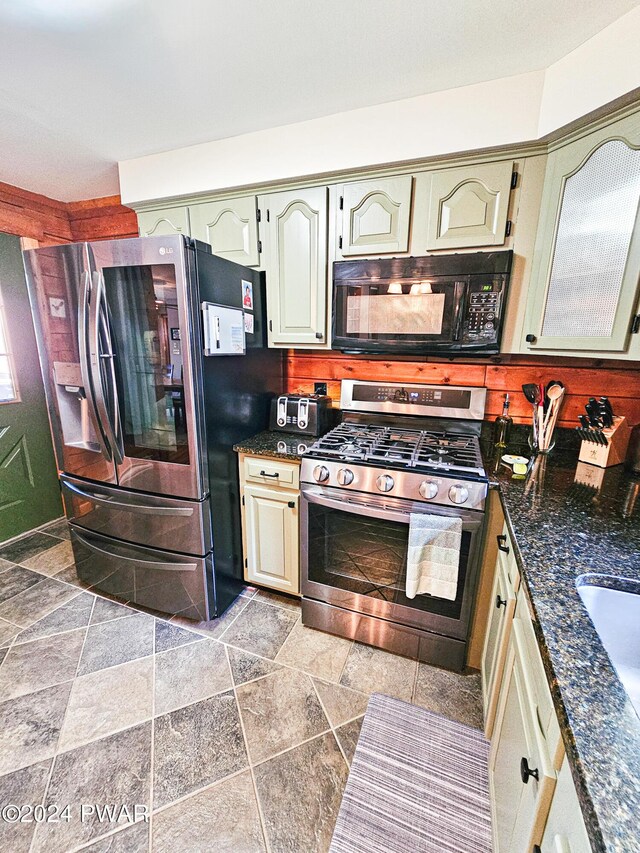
[302,485,483,527]
[302,488,411,524]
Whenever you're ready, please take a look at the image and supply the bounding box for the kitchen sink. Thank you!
[577,579,640,719]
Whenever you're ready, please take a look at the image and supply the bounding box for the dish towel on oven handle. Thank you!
[406,513,462,601]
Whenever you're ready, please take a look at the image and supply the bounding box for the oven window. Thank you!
[307,503,469,619]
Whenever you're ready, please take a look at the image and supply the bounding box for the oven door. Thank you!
[301,485,484,640]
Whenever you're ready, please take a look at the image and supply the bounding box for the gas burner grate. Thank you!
[307,423,484,475]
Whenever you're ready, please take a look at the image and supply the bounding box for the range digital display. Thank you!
[352,385,472,409]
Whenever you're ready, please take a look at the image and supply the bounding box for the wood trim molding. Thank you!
[0,186,137,245]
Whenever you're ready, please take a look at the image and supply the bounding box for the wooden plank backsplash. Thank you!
[286,351,640,428]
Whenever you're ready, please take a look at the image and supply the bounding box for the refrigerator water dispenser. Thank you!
[53,361,100,452]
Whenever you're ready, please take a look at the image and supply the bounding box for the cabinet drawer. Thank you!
[515,587,562,770]
[244,457,300,489]
[70,525,211,621]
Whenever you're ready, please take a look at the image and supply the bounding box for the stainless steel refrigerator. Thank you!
[23,235,283,620]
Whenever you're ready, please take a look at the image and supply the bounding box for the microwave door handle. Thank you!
[78,268,112,460]
[88,272,123,464]
[452,280,466,341]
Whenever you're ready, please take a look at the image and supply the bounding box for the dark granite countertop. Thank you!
[233,430,309,461]
[485,438,640,853]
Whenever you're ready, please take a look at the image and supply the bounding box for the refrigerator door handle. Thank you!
[97,277,125,461]
[73,528,198,571]
[62,478,195,516]
[78,267,112,460]
[88,272,123,464]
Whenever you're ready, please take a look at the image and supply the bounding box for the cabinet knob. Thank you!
[315,331,323,339]
[532,847,542,853]
[287,501,295,508]
[520,756,539,784]
[496,595,507,609]
[525,334,537,343]
[496,534,510,554]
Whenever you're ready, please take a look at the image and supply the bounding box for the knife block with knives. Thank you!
[576,396,631,468]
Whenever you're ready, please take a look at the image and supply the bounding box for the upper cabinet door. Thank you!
[524,112,640,353]
[189,196,260,266]
[425,161,513,250]
[137,207,190,238]
[260,187,328,347]
[339,176,412,255]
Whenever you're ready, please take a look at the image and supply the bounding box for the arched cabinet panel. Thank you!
[339,176,412,255]
[189,196,259,266]
[425,161,513,250]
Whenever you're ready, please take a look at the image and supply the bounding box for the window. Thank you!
[0,295,18,403]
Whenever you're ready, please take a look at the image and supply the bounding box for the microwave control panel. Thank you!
[461,278,505,344]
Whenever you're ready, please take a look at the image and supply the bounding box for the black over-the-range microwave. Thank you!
[331,250,513,356]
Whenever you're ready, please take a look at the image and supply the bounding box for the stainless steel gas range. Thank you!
[300,380,488,671]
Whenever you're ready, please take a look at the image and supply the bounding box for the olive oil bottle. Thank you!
[493,393,512,448]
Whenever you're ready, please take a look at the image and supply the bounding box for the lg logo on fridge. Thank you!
[159,247,174,255]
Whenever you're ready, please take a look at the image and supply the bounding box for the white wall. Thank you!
[538,5,640,138]
[119,6,640,206]
[119,71,544,204]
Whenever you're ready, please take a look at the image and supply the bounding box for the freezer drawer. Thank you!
[70,525,214,621]
[61,474,212,556]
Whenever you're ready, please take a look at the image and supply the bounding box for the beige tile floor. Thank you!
[0,520,483,853]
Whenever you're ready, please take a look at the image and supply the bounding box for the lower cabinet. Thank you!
[537,755,592,853]
[239,454,300,595]
[481,520,519,737]
[489,619,556,852]
[485,548,590,852]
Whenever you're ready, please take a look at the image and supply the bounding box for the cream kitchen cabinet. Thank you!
[481,521,520,738]
[489,617,557,852]
[258,186,329,347]
[137,206,190,237]
[335,176,413,257]
[523,110,640,354]
[414,160,515,251]
[489,578,564,853]
[189,196,260,266]
[239,454,300,595]
[536,755,591,853]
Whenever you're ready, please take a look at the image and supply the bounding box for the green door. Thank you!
[0,233,61,541]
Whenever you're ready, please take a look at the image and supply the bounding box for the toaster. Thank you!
[269,394,332,436]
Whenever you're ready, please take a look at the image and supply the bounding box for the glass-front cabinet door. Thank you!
[89,237,204,499]
[524,111,640,353]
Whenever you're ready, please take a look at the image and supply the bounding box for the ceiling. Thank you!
[0,0,637,202]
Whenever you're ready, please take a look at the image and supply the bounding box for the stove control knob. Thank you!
[376,474,395,493]
[419,480,439,500]
[448,483,469,505]
[313,465,330,483]
[337,468,354,486]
